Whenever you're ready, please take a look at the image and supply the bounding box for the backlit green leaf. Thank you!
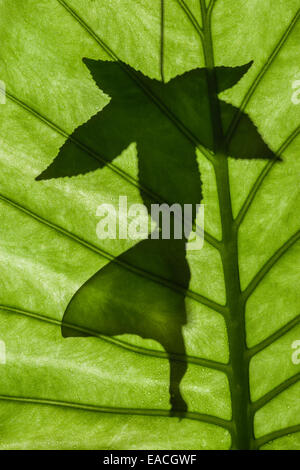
[0,0,299,450]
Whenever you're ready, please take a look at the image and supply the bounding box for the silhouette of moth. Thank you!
[37,58,277,413]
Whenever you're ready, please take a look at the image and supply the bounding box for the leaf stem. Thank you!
[199,0,253,449]
[214,155,254,449]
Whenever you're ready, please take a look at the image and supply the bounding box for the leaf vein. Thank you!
[236,125,300,227]
[0,305,229,373]
[252,373,300,412]
[243,230,300,300]
[248,314,300,358]
[0,394,232,431]
[254,425,300,449]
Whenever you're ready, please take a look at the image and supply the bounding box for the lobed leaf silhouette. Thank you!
[37,59,275,183]
[0,0,299,451]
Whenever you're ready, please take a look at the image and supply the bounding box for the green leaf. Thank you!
[0,0,299,450]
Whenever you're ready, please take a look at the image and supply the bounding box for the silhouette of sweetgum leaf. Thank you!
[37,58,276,187]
